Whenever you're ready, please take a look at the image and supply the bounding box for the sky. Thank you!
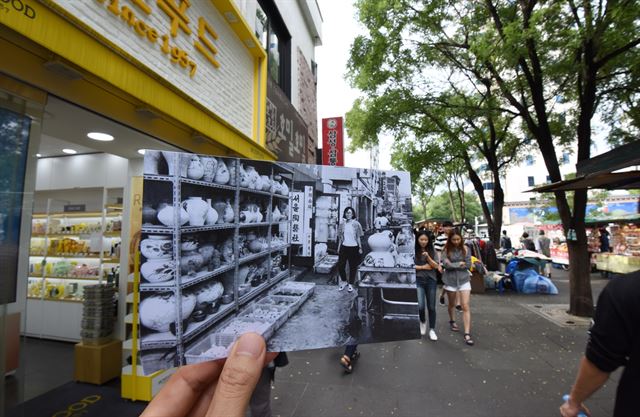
[315,0,394,171]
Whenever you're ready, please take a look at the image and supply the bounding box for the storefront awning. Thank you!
[529,170,640,192]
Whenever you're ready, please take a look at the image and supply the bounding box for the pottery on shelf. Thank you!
[187,155,205,180]
[227,159,237,186]
[239,163,250,188]
[220,237,234,263]
[214,159,230,184]
[280,179,289,195]
[245,166,259,189]
[143,150,162,175]
[181,236,199,251]
[180,250,205,275]
[194,281,224,305]
[140,259,175,283]
[139,292,196,332]
[157,202,189,227]
[223,200,235,223]
[260,175,271,191]
[201,156,218,182]
[205,198,218,225]
[272,206,282,222]
[363,252,396,268]
[368,230,395,252]
[182,196,209,227]
[140,235,172,260]
[248,239,263,253]
[162,151,189,177]
[198,243,216,266]
[142,204,157,225]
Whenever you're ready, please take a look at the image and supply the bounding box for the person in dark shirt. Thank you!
[560,271,640,417]
[520,232,536,251]
[599,227,611,253]
[500,230,512,250]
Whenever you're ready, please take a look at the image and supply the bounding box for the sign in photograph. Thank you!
[138,150,417,373]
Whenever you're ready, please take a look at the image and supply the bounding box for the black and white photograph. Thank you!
[138,150,418,373]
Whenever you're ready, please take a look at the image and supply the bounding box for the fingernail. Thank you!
[234,333,264,358]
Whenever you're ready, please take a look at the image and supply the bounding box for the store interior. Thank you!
[5,94,180,408]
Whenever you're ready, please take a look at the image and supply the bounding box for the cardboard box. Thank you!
[74,339,122,385]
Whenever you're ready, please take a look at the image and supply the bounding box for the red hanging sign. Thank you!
[321,117,344,166]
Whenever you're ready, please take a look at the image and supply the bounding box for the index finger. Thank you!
[141,360,223,417]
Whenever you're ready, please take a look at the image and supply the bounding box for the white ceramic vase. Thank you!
[182,196,209,227]
[223,200,235,223]
[143,151,162,175]
[140,259,175,283]
[187,155,205,180]
[139,292,196,332]
[214,159,230,184]
[157,203,189,227]
[201,157,218,182]
[140,235,172,259]
[205,198,218,225]
[162,151,189,177]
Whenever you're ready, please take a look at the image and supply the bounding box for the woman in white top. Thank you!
[336,207,364,293]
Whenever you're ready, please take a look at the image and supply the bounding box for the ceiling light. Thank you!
[36,153,42,157]
[137,149,146,155]
[87,132,114,141]
[62,148,77,154]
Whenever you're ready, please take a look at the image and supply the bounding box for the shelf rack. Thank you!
[137,153,294,368]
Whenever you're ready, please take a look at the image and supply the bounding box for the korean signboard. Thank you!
[265,76,309,163]
[302,186,313,256]
[290,191,304,245]
[322,117,344,166]
[50,0,255,138]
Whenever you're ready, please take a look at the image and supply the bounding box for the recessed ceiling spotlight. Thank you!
[36,153,42,157]
[137,149,146,155]
[62,148,77,154]
[87,132,114,141]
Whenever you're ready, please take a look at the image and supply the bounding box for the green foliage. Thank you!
[424,191,483,223]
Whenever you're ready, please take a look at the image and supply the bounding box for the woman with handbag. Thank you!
[415,230,441,341]
[442,231,474,346]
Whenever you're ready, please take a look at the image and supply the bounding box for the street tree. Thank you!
[347,0,640,317]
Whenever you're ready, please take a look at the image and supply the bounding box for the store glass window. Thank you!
[256,0,291,97]
[526,155,535,166]
[528,176,535,187]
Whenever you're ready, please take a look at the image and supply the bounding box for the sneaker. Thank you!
[347,284,354,293]
[338,281,346,291]
[429,329,438,341]
[419,321,427,336]
[439,295,445,306]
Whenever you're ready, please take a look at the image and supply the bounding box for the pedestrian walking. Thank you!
[521,232,536,251]
[336,207,363,293]
[599,227,611,253]
[435,221,456,307]
[415,231,441,341]
[537,230,552,277]
[249,352,288,417]
[500,230,512,250]
[442,231,474,346]
[340,344,360,373]
[559,271,640,417]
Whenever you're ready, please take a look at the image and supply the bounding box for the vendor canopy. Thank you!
[529,139,640,192]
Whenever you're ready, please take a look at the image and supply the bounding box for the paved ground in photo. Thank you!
[269,268,618,417]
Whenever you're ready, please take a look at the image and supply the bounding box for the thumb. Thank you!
[206,332,266,417]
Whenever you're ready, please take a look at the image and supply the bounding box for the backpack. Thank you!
[502,236,512,249]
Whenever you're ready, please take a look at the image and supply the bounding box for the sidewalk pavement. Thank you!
[269,268,618,417]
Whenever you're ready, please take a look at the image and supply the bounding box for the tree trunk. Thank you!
[491,170,505,245]
[445,179,458,222]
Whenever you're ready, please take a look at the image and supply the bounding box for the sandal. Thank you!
[449,320,459,332]
[464,333,475,346]
[340,355,353,373]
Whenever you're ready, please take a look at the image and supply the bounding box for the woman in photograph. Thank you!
[415,231,441,341]
[336,207,364,293]
[442,231,474,346]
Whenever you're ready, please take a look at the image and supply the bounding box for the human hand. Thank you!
[459,261,466,267]
[358,247,363,255]
[141,333,278,417]
[559,397,590,417]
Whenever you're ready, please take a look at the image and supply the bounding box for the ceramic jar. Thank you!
[210,200,223,224]
[248,239,263,253]
[363,252,396,268]
[368,230,395,252]
[219,237,234,264]
[260,175,271,191]
[245,166,259,189]
[187,155,205,180]
[142,204,157,225]
[223,200,235,223]
[143,150,162,175]
[272,206,282,222]
[194,281,223,305]
[227,159,237,186]
[181,250,204,275]
[239,164,250,188]
[157,203,189,227]
[162,151,189,177]
[182,196,209,226]
[201,157,218,182]
[140,235,172,259]
[198,243,216,267]
[280,179,289,195]
[181,236,199,251]
[140,259,175,283]
[139,292,196,332]
[214,159,230,184]
[205,199,218,225]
